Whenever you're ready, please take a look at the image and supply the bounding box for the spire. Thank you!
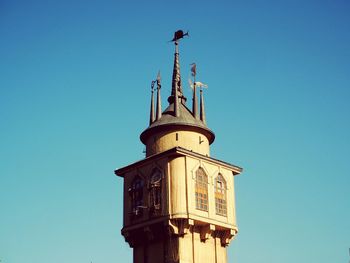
[174,75,180,117]
[168,35,187,104]
[156,71,162,120]
[200,89,206,124]
[171,41,183,100]
[149,81,155,125]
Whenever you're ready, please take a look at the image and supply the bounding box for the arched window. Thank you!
[195,167,208,211]
[150,168,162,211]
[129,176,144,216]
[215,174,227,216]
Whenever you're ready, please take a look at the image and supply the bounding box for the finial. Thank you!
[156,71,162,120]
[149,80,155,125]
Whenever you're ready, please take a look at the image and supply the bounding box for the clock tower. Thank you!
[115,31,242,263]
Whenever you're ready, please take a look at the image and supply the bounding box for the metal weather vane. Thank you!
[190,63,196,78]
[189,79,208,90]
[188,63,208,90]
[170,30,189,42]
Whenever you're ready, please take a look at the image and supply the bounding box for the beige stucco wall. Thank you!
[122,157,169,227]
[168,156,187,217]
[145,130,210,157]
[169,155,236,228]
[133,233,229,263]
[122,153,237,230]
[120,151,239,263]
[175,230,228,263]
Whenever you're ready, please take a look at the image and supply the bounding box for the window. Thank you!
[215,174,227,216]
[195,167,208,211]
[150,168,162,211]
[129,176,144,216]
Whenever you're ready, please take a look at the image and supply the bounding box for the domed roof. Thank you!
[140,35,215,145]
[140,102,215,145]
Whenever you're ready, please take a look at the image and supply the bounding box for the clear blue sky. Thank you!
[1,0,349,262]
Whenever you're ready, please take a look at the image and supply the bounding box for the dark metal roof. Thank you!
[140,102,215,145]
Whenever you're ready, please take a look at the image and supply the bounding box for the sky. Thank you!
[0,0,349,262]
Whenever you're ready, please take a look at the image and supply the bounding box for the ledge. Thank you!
[115,146,243,177]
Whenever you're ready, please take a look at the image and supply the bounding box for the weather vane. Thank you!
[189,63,208,90]
[170,30,189,42]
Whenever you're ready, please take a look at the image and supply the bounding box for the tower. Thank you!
[115,31,242,263]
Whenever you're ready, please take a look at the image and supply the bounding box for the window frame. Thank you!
[149,168,162,212]
[214,173,227,216]
[129,176,144,216]
[195,167,209,211]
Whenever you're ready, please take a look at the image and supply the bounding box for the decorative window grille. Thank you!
[150,169,162,211]
[195,167,208,211]
[215,174,227,216]
[129,176,144,216]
